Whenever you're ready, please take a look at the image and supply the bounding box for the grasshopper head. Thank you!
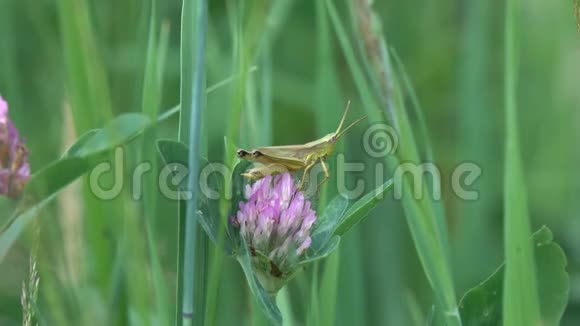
[237,149,251,159]
[328,133,338,145]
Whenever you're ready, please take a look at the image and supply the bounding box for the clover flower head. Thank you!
[0,95,30,198]
[232,173,316,275]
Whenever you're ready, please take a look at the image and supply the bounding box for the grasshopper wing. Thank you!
[237,145,308,170]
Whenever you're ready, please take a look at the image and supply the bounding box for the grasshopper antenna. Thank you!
[335,100,351,134]
[336,115,368,140]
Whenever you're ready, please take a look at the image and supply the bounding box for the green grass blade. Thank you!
[57,0,117,294]
[336,232,367,325]
[226,0,248,145]
[57,0,113,132]
[315,0,343,214]
[73,114,150,157]
[141,1,170,323]
[502,0,541,324]
[314,3,344,324]
[63,129,101,157]
[324,0,382,123]
[157,70,259,124]
[333,179,394,236]
[204,159,249,325]
[165,69,256,325]
[319,250,340,326]
[307,263,321,326]
[260,42,272,144]
[179,0,208,325]
[278,287,296,326]
[326,1,459,323]
[389,49,433,163]
[453,0,497,293]
[389,49,450,258]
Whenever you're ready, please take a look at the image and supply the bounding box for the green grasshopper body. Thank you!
[237,101,367,189]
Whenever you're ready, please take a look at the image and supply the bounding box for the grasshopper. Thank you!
[237,101,367,189]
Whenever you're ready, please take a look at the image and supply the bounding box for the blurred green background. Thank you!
[0,0,579,325]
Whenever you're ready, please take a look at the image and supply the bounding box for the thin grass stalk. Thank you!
[204,2,251,324]
[324,0,382,122]
[179,0,208,325]
[203,184,228,326]
[57,0,113,132]
[244,75,260,145]
[226,0,248,145]
[336,232,367,324]
[307,263,321,326]
[141,1,170,323]
[454,0,496,291]
[314,1,342,324]
[250,10,280,323]
[319,251,340,326]
[57,0,117,295]
[278,287,295,325]
[502,0,541,324]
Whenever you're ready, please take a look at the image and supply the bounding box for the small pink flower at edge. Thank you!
[0,95,30,199]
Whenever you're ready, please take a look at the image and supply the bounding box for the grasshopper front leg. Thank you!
[241,163,289,181]
[318,159,330,189]
[299,161,317,190]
